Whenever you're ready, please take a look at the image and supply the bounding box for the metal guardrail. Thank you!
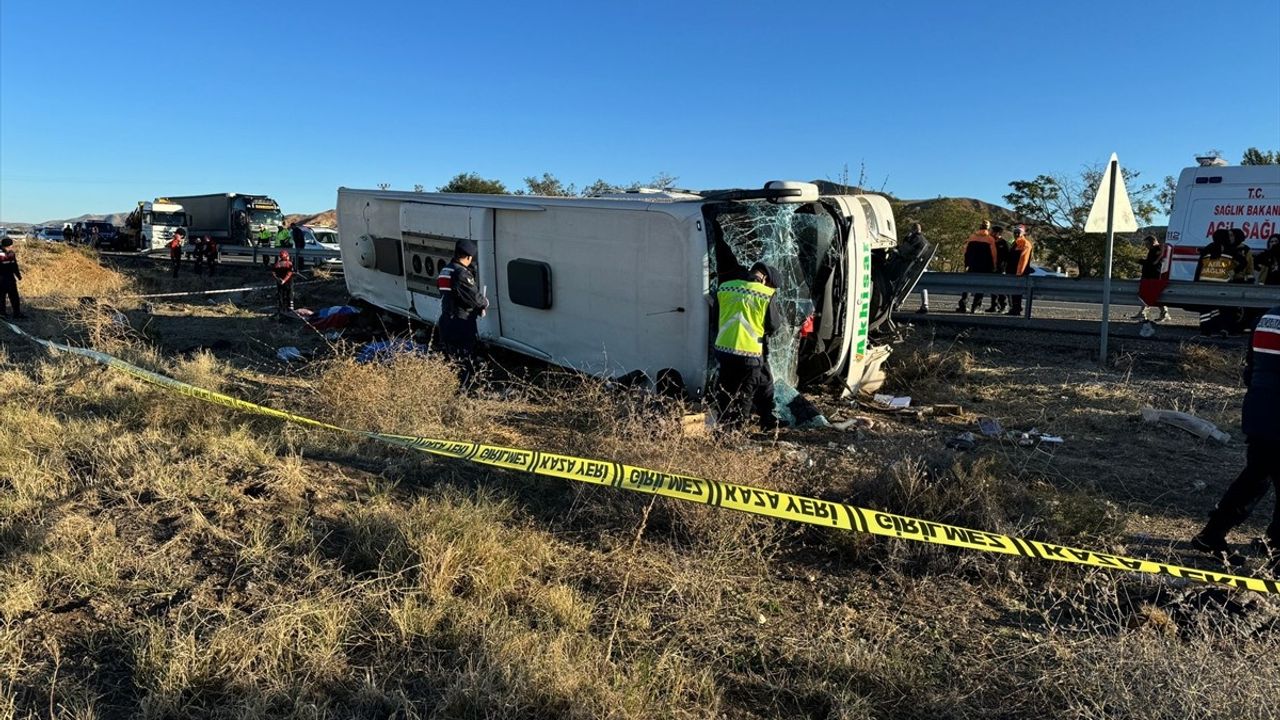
[103,244,343,264]
[917,273,1280,309]
[212,244,343,264]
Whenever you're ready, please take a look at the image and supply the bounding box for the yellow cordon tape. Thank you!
[4,320,1277,595]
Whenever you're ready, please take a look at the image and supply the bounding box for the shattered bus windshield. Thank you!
[711,201,840,421]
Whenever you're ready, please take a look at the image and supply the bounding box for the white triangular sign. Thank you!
[1084,153,1138,233]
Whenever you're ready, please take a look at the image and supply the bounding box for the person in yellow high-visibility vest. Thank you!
[713,262,783,432]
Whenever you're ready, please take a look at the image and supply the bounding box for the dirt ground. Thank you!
[2,242,1278,719]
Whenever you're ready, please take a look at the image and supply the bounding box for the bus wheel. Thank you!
[655,369,686,400]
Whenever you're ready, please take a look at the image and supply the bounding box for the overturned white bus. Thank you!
[336,181,930,400]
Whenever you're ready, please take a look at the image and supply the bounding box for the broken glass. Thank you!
[713,202,836,426]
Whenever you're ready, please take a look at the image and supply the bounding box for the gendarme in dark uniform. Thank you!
[1192,304,1280,564]
[0,237,24,319]
[437,239,488,387]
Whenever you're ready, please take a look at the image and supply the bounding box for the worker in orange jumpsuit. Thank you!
[956,220,997,313]
[1006,225,1034,316]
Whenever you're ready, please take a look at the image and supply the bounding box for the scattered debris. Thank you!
[870,394,912,411]
[977,416,1003,436]
[309,305,360,332]
[831,416,874,432]
[932,404,964,416]
[276,346,305,363]
[356,339,430,365]
[1000,426,1064,448]
[681,413,709,438]
[1139,320,1157,338]
[1140,407,1231,444]
[946,431,976,451]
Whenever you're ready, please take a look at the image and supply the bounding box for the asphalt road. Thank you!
[893,291,1250,348]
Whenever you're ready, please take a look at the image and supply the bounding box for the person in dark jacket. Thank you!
[904,224,932,314]
[984,225,1011,312]
[1132,235,1169,321]
[957,221,997,313]
[1191,305,1280,564]
[0,237,24,319]
[290,223,307,271]
[202,235,219,276]
[1257,234,1280,286]
[233,210,250,245]
[272,250,295,316]
[437,239,489,389]
[168,228,186,277]
[712,260,783,433]
[191,235,207,276]
[1197,228,1236,335]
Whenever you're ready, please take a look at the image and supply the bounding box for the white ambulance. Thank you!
[1164,159,1280,280]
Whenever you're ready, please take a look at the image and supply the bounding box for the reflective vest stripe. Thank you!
[714,280,775,357]
[1199,257,1233,282]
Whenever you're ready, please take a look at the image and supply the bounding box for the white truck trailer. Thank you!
[337,181,928,400]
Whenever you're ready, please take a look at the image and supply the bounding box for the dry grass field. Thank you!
[2,241,1278,719]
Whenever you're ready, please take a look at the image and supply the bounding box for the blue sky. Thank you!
[2,0,1277,222]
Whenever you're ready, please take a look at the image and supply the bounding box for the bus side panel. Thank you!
[492,207,698,385]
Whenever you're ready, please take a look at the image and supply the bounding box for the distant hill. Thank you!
[891,197,1021,271]
[285,210,337,228]
[1,211,133,230]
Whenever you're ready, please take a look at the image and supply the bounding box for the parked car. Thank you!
[1027,265,1066,277]
[35,227,65,242]
[303,226,341,264]
[307,226,339,251]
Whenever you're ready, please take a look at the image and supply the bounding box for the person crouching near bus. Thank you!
[436,240,489,389]
[272,250,295,318]
[167,228,186,277]
[713,262,783,433]
[1191,304,1280,569]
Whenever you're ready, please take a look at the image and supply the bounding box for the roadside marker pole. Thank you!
[1099,157,1118,367]
[1085,153,1137,369]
